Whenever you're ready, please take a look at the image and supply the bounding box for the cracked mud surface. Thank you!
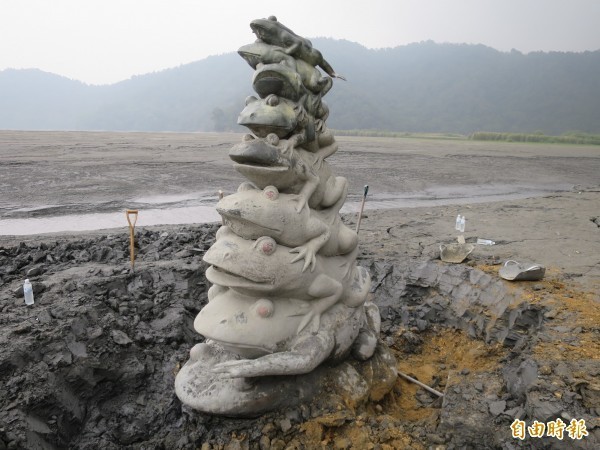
[0,132,598,449]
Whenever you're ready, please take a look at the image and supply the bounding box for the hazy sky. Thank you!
[2,0,599,85]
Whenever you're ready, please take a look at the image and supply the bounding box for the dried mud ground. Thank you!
[0,131,599,449]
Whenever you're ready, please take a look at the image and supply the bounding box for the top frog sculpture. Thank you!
[250,16,346,81]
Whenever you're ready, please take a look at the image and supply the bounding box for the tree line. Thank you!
[1,39,598,135]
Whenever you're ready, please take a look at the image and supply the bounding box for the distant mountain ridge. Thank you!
[1,39,599,134]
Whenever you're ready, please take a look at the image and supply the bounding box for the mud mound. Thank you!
[0,226,598,449]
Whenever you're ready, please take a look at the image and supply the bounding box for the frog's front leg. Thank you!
[281,133,304,157]
[296,274,343,333]
[210,332,334,378]
[313,142,338,163]
[295,164,320,211]
[284,42,301,57]
[309,141,338,171]
[289,220,330,272]
[291,161,319,213]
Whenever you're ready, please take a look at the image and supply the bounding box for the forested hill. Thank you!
[1,39,599,134]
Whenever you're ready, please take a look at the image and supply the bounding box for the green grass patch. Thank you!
[331,129,467,140]
[469,131,600,146]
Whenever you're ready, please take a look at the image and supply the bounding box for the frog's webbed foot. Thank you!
[289,245,317,272]
[286,300,320,334]
[211,360,256,378]
[296,309,321,335]
[211,333,334,377]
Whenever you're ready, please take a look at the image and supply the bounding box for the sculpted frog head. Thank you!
[193,286,370,379]
[237,94,306,138]
[217,185,358,270]
[194,289,314,358]
[203,225,300,292]
[203,225,357,303]
[217,185,289,242]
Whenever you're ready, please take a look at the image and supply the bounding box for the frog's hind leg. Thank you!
[337,222,358,255]
[317,76,333,96]
[343,265,371,308]
[210,332,334,377]
[321,176,347,217]
[351,301,381,361]
[297,275,343,333]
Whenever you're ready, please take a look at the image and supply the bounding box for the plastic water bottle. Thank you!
[459,216,466,233]
[24,279,34,305]
[455,214,461,231]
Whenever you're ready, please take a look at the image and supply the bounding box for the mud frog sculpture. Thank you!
[175,16,395,417]
[238,93,332,154]
[203,226,368,318]
[192,290,380,377]
[217,184,357,271]
[238,94,313,140]
[250,16,346,81]
[230,134,344,212]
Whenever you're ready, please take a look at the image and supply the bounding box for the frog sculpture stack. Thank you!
[175,16,397,416]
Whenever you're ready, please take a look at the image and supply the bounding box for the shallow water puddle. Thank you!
[0,205,221,236]
[0,184,571,236]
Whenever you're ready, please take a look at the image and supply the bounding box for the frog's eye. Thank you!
[252,299,274,318]
[266,94,279,106]
[237,181,257,192]
[245,95,258,105]
[266,133,279,146]
[263,186,279,200]
[253,236,277,255]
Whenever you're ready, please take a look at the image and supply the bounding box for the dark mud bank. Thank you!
[0,225,597,449]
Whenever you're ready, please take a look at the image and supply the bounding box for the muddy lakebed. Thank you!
[0,131,599,449]
[0,131,593,235]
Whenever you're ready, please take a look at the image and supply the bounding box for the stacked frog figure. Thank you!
[175,17,386,416]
